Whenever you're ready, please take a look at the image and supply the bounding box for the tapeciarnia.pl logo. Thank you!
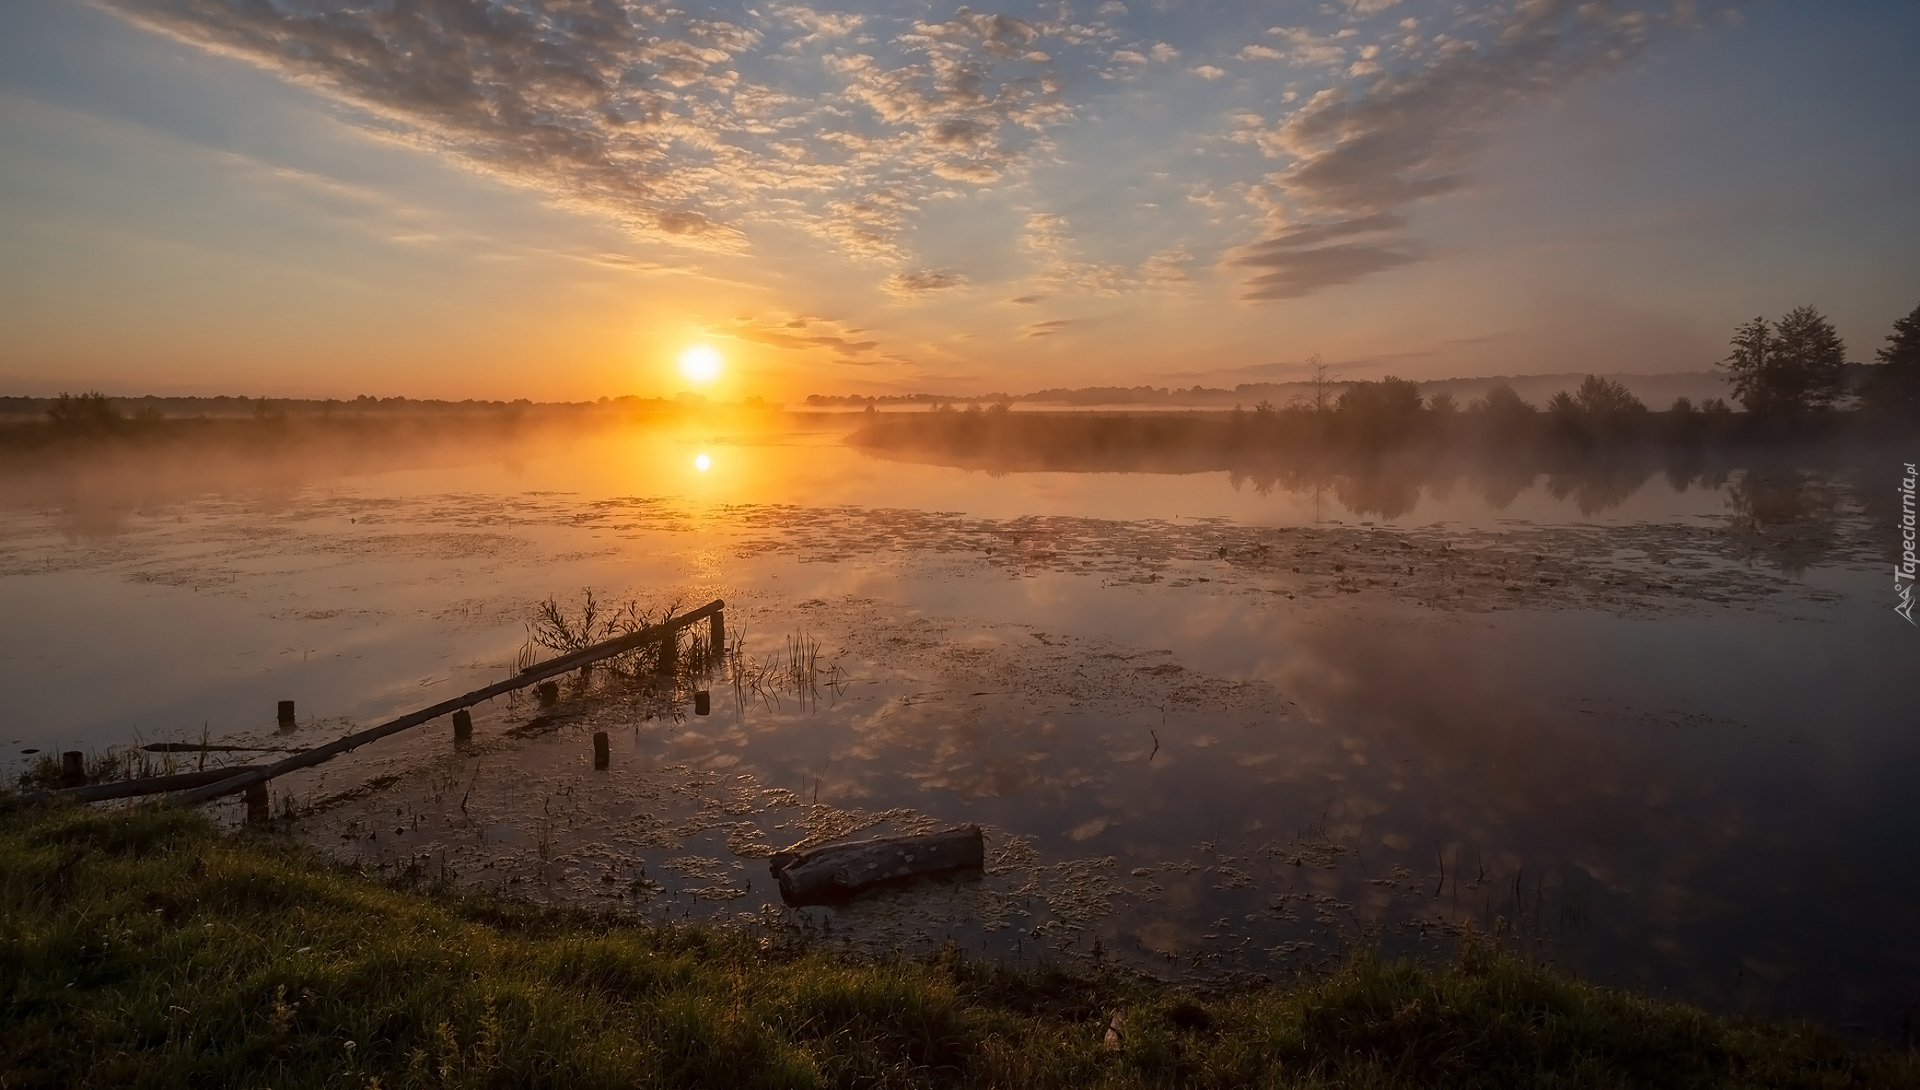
[1898,461,1917,625]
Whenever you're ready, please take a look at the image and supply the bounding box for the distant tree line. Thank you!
[851,300,1919,468]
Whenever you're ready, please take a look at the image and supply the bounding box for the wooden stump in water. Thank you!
[593,731,609,770]
[452,709,473,743]
[768,826,984,906]
[60,751,86,788]
[536,681,559,705]
[694,690,711,715]
[244,781,269,824]
[656,631,677,676]
[710,611,725,664]
[277,700,296,727]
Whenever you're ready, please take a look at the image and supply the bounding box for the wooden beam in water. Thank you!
[162,600,724,808]
[9,765,266,808]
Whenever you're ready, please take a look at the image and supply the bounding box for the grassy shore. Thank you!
[2,805,1912,1088]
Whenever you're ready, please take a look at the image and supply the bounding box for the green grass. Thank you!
[2,805,1913,1088]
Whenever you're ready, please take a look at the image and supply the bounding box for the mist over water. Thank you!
[3,414,1914,1038]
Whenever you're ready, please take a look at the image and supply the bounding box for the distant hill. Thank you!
[805,372,1734,410]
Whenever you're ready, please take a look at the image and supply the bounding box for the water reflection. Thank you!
[1725,466,1847,576]
[266,580,1917,1037]
[4,416,1914,1039]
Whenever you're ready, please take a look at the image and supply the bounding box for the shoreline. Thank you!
[4,803,1914,1086]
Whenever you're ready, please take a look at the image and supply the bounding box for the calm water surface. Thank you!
[1,418,1913,1037]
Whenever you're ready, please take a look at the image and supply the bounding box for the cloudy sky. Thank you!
[0,0,1915,400]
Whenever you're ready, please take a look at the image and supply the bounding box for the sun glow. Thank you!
[677,345,722,384]
[694,453,712,472]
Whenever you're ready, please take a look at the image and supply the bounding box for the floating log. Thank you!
[768,825,984,906]
[161,600,725,807]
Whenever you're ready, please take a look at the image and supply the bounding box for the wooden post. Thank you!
[277,700,296,727]
[709,611,725,665]
[657,628,677,677]
[60,751,86,788]
[694,690,711,715]
[452,709,473,743]
[244,781,269,823]
[537,681,559,705]
[592,731,609,770]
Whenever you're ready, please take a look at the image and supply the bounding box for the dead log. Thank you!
[9,766,264,808]
[768,826,984,906]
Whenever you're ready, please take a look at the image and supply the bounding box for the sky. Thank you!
[0,0,1916,402]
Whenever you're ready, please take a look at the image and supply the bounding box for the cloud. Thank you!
[884,269,968,297]
[1230,0,1673,299]
[1266,2,1661,219]
[1230,237,1427,300]
[722,314,883,358]
[104,0,764,248]
[103,0,1076,267]
[1262,27,1350,68]
[1020,212,1195,295]
[1023,319,1072,337]
[99,0,1705,316]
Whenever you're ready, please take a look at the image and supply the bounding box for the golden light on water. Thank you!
[694,453,712,472]
[677,345,722,384]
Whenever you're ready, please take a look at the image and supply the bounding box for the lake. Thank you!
[2,414,1914,1038]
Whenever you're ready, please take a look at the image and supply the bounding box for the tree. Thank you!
[1861,300,1920,416]
[1470,383,1535,445]
[1335,377,1423,444]
[46,390,121,432]
[1719,316,1771,411]
[1720,307,1845,413]
[1289,354,1336,414]
[1572,375,1646,416]
[1769,306,1846,410]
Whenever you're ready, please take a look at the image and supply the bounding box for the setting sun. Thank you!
[694,453,711,471]
[677,345,722,384]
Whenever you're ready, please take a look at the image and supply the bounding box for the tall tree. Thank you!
[1768,305,1847,410]
[1720,316,1772,411]
[1862,300,1920,416]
